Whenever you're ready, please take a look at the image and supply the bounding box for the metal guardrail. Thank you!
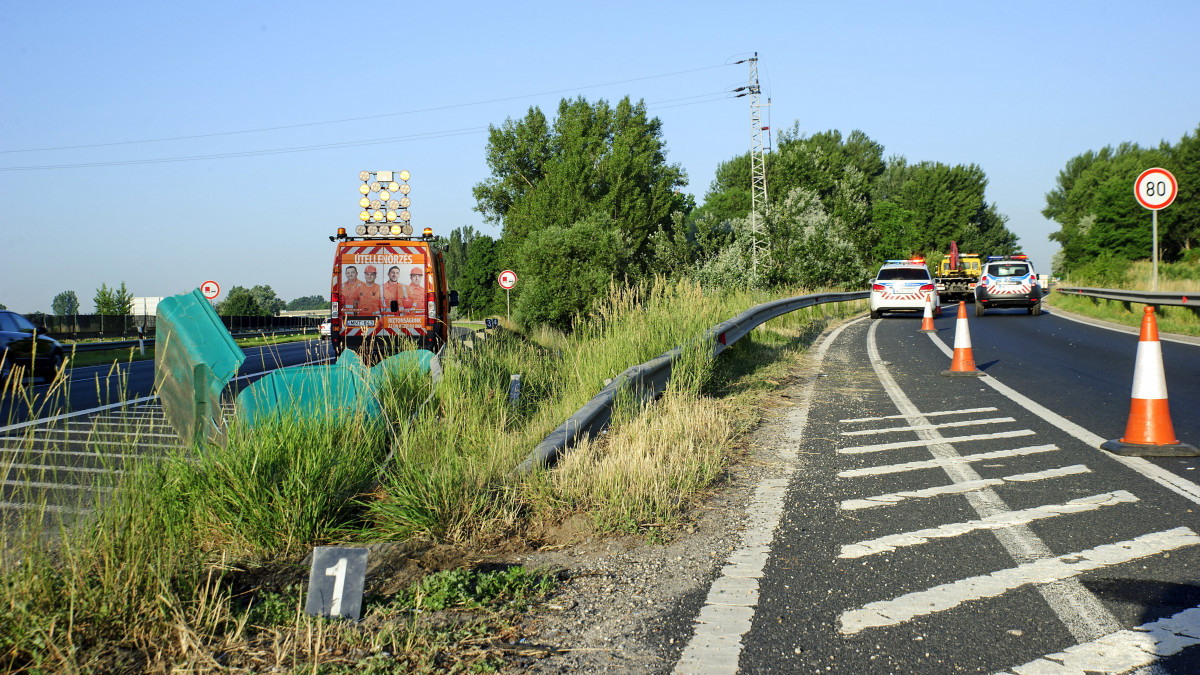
[517,290,869,472]
[1055,286,1199,309]
[64,328,317,353]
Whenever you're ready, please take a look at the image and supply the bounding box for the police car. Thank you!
[869,258,940,319]
[974,254,1042,316]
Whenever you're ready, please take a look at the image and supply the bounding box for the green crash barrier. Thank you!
[155,288,247,447]
[155,288,438,445]
[233,348,437,428]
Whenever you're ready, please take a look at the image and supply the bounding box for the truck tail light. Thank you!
[427,292,437,323]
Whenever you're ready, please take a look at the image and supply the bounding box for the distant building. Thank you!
[131,297,164,316]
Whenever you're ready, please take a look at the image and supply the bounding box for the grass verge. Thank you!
[1047,258,1200,337]
[0,280,862,672]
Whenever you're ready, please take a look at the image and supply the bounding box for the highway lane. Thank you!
[677,310,1200,673]
[0,338,333,425]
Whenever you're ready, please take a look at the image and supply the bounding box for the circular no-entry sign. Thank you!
[1135,168,1178,210]
[200,280,221,300]
[498,270,517,290]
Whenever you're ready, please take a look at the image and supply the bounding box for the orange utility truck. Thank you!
[328,170,457,357]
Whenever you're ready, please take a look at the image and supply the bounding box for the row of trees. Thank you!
[1044,123,1200,275]
[440,95,1019,330]
[39,285,327,317]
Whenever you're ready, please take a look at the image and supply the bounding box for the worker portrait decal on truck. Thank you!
[338,245,427,336]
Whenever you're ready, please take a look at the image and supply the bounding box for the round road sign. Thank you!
[1135,168,1177,210]
[200,280,221,300]
[498,270,517,290]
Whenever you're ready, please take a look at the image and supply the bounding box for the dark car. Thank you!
[0,310,66,381]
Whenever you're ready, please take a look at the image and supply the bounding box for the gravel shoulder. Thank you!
[498,323,840,673]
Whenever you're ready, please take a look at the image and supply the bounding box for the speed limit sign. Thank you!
[1135,168,1177,210]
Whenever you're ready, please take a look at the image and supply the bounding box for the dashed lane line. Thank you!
[840,406,998,423]
[838,444,1061,478]
[840,416,1016,436]
[840,464,1091,510]
[840,490,1137,558]
[997,605,1200,674]
[839,527,1200,635]
[840,429,1037,455]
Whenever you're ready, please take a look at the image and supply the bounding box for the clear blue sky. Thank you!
[3,0,1198,313]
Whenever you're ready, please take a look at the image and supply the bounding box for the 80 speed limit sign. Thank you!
[1135,167,1177,210]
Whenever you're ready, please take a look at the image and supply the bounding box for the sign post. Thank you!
[1134,168,1178,291]
[498,270,517,322]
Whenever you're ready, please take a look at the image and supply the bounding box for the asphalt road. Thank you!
[678,306,1200,674]
[0,338,333,425]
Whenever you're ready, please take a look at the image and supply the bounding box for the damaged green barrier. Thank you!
[155,288,438,446]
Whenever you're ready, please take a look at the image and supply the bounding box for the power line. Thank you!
[2,63,736,155]
[0,95,735,172]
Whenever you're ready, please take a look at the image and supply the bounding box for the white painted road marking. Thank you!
[867,321,1122,642]
[839,416,1016,436]
[840,490,1138,558]
[997,605,1200,674]
[839,527,1200,634]
[674,318,864,674]
[924,331,1200,505]
[840,406,998,423]
[841,464,1091,511]
[838,444,1060,478]
[840,429,1036,454]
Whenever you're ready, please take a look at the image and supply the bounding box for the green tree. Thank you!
[459,235,502,317]
[51,290,79,316]
[445,226,482,294]
[286,295,329,311]
[217,286,266,316]
[94,282,133,316]
[0,302,6,310]
[473,96,689,278]
[513,212,631,330]
[247,285,285,315]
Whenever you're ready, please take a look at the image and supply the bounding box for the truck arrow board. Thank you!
[1135,167,1178,210]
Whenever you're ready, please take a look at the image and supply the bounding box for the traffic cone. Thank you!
[919,293,936,333]
[1101,307,1198,456]
[940,301,981,377]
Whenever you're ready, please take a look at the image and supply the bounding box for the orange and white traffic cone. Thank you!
[1101,307,1198,456]
[941,301,981,377]
[919,293,937,333]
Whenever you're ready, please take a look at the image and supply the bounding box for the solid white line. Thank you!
[0,395,158,434]
[996,605,1200,674]
[840,407,998,423]
[841,464,1090,510]
[838,445,1060,478]
[923,331,1200,505]
[674,317,865,675]
[840,429,1036,454]
[839,527,1199,634]
[840,416,1016,436]
[840,490,1137,558]
[0,438,177,450]
[868,321,1122,642]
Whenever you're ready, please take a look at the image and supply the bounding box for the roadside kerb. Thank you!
[516,291,868,473]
